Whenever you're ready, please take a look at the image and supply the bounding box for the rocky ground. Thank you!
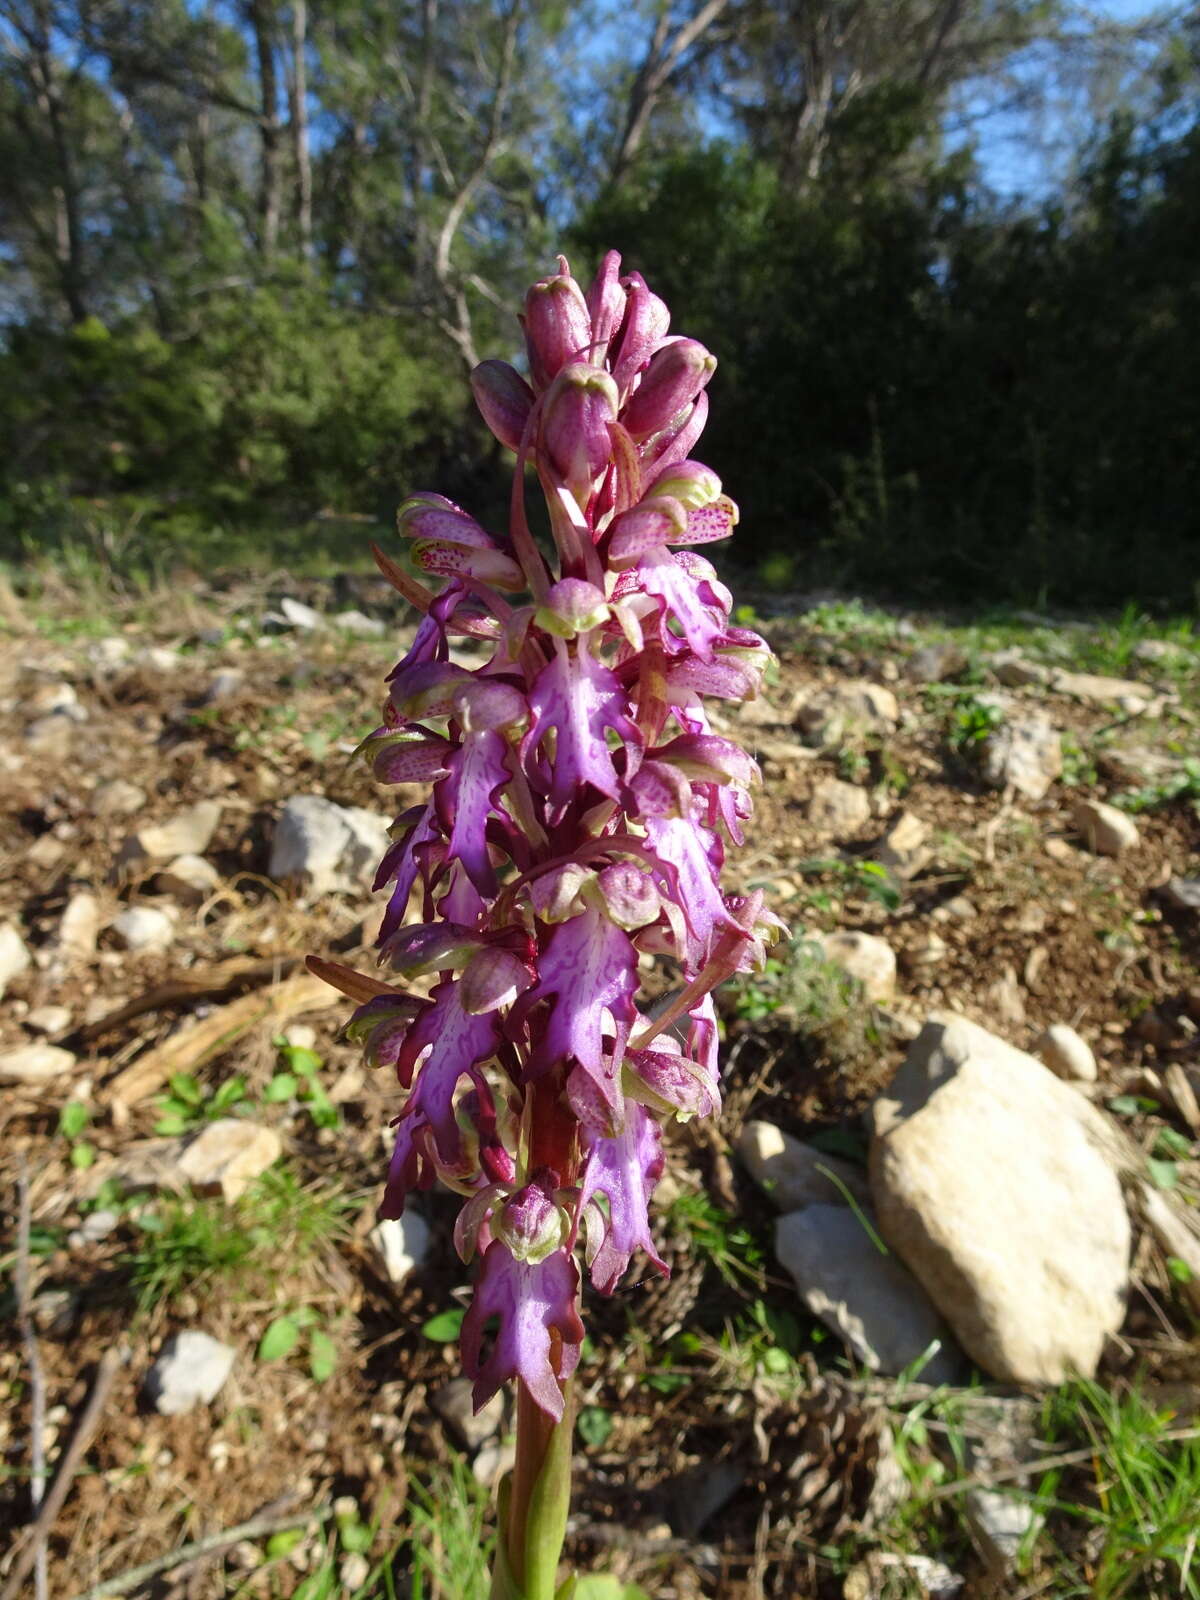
[1,568,1198,1600]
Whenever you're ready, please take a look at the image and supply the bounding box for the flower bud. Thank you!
[470,359,535,450]
[535,577,610,638]
[492,1178,569,1263]
[628,759,693,819]
[586,250,626,358]
[459,946,533,1013]
[621,339,716,442]
[612,272,670,392]
[651,733,759,787]
[643,459,722,510]
[524,264,592,389]
[343,992,426,1068]
[595,861,661,929]
[381,922,482,976]
[360,728,455,783]
[388,660,473,720]
[606,495,689,565]
[397,493,526,591]
[642,390,709,468]
[452,677,528,732]
[541,363,620,504]
[529,861,594,922]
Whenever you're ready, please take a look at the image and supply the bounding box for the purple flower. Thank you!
[318,252,781,1421]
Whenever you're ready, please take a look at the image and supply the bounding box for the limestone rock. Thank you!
[204,667,246,704]
[1047,669,1153,711]
[979,715,1061,800]
[26,1004,72,1035]
[26,713,76,755]
[176,1119,282,1202]
[0,1043,76,1085]
[59,892,101,959]
[334,609,386,637]
[876,810,931,879]
[775,1206,959,1382]
[432,1377,505,1450]
[738,1121,870,1210]
[269,794,391,897]
[966,1489,1041,1575]
[869,1016,1130,1384]
[906,642,967,683]
[120,801,222,867]
[111,905,177,952]
[808,776,870,837]
[818,930,896,1003]
[1037,1023,1097,1084]
[1072,797,1138,857]
[369,1214,431,1285]
[155,854,221,905]
[93,778,148,818]
[795,681,899,747]
[989,650,1047,688]
[280,596,325,631]
[0,921,31,997]
[1164,876,1200,913]
[144,1330,235,1415]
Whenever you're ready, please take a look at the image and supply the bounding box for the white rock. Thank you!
[111,905,177,952]
[1037,1023,1097,1084]
[26,1004,72,1035]
[176,1119,282,1202]
[59,892,101,959]
[980,715,1062,800]
[78,1208,119,1244]
[334,609,386,637]
[1165,876,1200,913]
[876,810,931,879]
[119,801,222,866]
[870,1016,1131,1384]
[1047,669,1153,711]
[340,1553,372,1591]
[89,637,132,670]
[818,930,896,1003]
[1072,797,1138,857]
[269,794,391,898]
[808,776,871,837]
[155,854,221,905]
[738,1121,870,1209]
[966,1488,1041,1575]
[0,1043,77,1085]
[134,645,181,673]
[26,680,87,720]
[905,642,967,683]
[369,1214,431,1285]
[795,681,899,746]
[204,667,245,703]
[280,597,325,631]
[0,921,31,997]
[1132,639,1185,665]
[144,1330,235,1415]
[989,651,1047,688]
[775,1206,959,1382]
[26,713,75,755]
[844,1551,964,1600]
[432,1377,505,1450]
[93,778,148,818]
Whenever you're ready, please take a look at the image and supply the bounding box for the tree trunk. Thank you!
[248,0,282,259]
[289,0,313,258]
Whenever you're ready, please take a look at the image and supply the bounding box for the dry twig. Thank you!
[15,1162,48,1600]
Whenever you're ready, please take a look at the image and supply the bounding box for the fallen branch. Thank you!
[0,1347,124,1600]
[105,972,335,1106]
[15,1162,48,1600]
[926,1426,1200,1503]
[62,1503,336,1600]
[73,954,302,1045]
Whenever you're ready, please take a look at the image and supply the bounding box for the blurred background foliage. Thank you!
[1,0,1197,603]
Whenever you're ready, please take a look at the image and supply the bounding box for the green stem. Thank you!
[490,1376,575,1600]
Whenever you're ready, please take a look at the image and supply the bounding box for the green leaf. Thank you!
[167,1073,203,1106]
[58,1101,91,1139]
[1155,1127,1192,1159]
[338,1519,372,1553]
[258,1315,301,1361]
[1147,1157,1179,1190]
[575,1579,651,1600]
[266,1529,304,1558]
[1167,1256,1194,1285]
[264,1073,298,1102]
[577,1406,613,1448]
[1108,1094,1158,1117]
[211,1076,247,1111]
[70,1141,96,1169]
[280,1045,323,1077]
[421,1308,466,1342]
[292,1571,336,1600]
[308,1328,337,1383]
[153,1113,189,1136]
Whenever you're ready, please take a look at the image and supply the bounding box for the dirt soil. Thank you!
[1,572,1198,1600]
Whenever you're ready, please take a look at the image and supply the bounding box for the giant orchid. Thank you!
[312,252,780,1599]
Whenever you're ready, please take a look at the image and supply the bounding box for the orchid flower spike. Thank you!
[317,251,780,1434]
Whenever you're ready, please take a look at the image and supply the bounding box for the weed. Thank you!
[154,1071,248,1135]
[407,1457,493,1600]
[947,693,1004,754]
[1061,734,1099,788]
[664,1190,765,1291]
[1114,757,1200,816]
[128,1166,356,1311]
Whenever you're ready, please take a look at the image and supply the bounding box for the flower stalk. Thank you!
[314,251,780,1595]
